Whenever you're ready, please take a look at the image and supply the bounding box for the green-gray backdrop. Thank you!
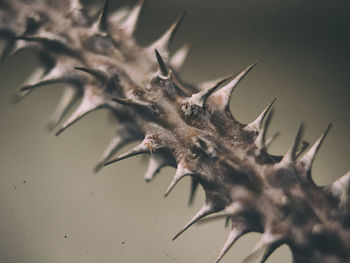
[0,0,349,262]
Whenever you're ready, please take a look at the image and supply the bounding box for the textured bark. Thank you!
[1,0,349,262]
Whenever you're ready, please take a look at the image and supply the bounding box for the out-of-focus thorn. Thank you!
[148,12,186,57]
[47,87,80,131]
[170,43,190,72]
[119,0,145,35]
[55,88,104,136]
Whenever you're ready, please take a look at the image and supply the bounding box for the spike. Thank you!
[188,177,199,206]
[119,0,144,35]
[184,75,232,109]
[242,233,282,263]
[155,49,171,79]
[212,62,257,111]
[55,89,104,136]
[216,227,247,263]
[330,171,350,206]
[20,77,65,91]
[258,240,285,263]
[149,12,186,56]
[172,202,216,241]
[104,139,150,166]
[280,123,305,164]
[144,153,175,182]
[93,0,109,35]
[47,87,80,131]
[95,136,132,173]
[245,98,276,131]
[170,43,190,72]
[75,66,108,82]
[95,123,143,172]
[164,162,194,197]
[254,110,274,150]
[110,7,130,25]
[299,124,332,172]
[197,202,244,224]
[20,65,79,92]
[13,68,45,103]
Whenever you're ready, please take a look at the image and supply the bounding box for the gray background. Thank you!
[0,0,349,262]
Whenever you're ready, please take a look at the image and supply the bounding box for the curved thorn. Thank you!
[47,87,80,131]
[299,123,332,172]
[56,90,103,136]
[172,203,215,241]
[213,61,257,110]
[216,228,247,263]
[281,123,305,164]
[189,75,232,108]
[104,141,149,166]
[246,97,276,131]
[164,162,193,197]
[75,66,108,81]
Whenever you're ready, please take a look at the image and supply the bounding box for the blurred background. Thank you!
[0,0,349,262]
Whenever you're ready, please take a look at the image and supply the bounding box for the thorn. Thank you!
[144,153,174,182]
[212,62,257,110]
[186,75,232,108]
[155,49,171,79]
[299,124,332,172]
[330,171,350,203]
[254,110,274,150]
[172,203,216,241]
[95,123,143,173]
[170,43,190,72]
[197,202,244,224]
[47,88,80,131]
[281,123,305,164]
[216,228,247,263]
[149,12,186,56]
[104,138,151,166]
[94,0,109,35]
[56,89,103,136]
[164,162,193,197]
[188,177,199,206]
[258,240,285,263]
[246,98,276,131]
[20,77,66,91]
[75,66,108,82]
[242,233,281,263]
[119,0,145,35]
